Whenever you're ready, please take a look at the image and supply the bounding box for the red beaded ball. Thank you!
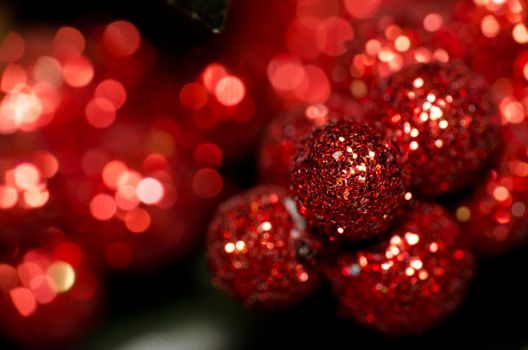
[373,61,501,196]
[290,119,409,241]
[327,201,474,336]
[258,104,337,187]
[206,185,321,310]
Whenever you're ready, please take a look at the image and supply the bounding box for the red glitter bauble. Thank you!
[258,104,338,187]
[455,125,528,255]
[373,61,501,196]
[206,185,321,310]
[327,201,474,336]
[290,119,409,241]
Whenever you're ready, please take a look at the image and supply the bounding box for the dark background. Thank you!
[1,1,528,349]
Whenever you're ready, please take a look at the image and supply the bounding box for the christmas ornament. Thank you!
[258,104,337,187]
[206,185,321,310]
[291,119,409,241]
[455,124,528,255]
[327,201,474,335]
[373,61,501,196]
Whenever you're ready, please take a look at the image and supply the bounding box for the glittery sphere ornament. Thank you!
[206,185,321,310]
[258,104,336,187]
[290,120,408,241]
[374,61,501,196]
[328,202,474,336]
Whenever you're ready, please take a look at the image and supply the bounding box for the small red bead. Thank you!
[206,185,321,310]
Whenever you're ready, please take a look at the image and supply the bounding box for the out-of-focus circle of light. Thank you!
[90,193,117,220]
[214,76,245,106]
[32,151,59,178]
[136,177,164,205]
[202,63,228,93]
[102,160,128,190]
[315,17,354,56]
[267,55,307,92]
[344,0,382,19]
[52,242,83,268]
[52,26,86,59]
[13,163,40,191]
[125,208,151,233]
[423,13,444,32]
[103,20,141,57]
[294,65,330,103]
[62,55,94,87]
[180,83,208,111]
[0,185,18,209]
[47,261,76,293]
[85,97,117,128]
[0,32,25,63]
[9,287,37,317]
[1,63,27,92]
[192,168,223,198]
[95,79,127,110]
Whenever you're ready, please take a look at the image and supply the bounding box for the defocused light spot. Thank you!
[456,206,471,222]
[13,163,40,191]
[103,20,141,57]
[30,275,57,304]
[180,83,208,111]
[115,185,140,211]
[52,242,83,268]
[344,0,381,19]
[192,168,223,198]
[394,35,411,52]
[423,13,444,32]
[1,63,27,92]
[53,26,85,59]
[224,243,235,253]
[0,89,43,133]
[215,76,245,106]
[106,242,133,269]
[524,63,528,80]
[32,151,59,178]
[125,208,151,233]
[10,287,37,317]
[0,32,25,62]
[193,143,223,167]
[136,177,164,205]
[0,185,18,209]
[90,193,117,220]
[493,186,510,201]
[48,262,75,293]
[481,15,500,38]
[23,188,49,208]
[95,79,127,110]
[513,23,528,44]
[202,63,227,93]
[268,55,306,92]
[0,264,18,290]
[85,97,117,128]
[17,262,42,289]
[102,160,128,190]
[62,55,94,87]
[294,65,330,103]
[315,17,354,56]
[33,56,62,85]
[501,98,524,123]
[350,79,367,98]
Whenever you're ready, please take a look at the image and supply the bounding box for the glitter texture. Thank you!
[373,61,501,196]
[258,104,337,187]
[290,119,408,241]
[328,201,474,335]
[206,185,321,310]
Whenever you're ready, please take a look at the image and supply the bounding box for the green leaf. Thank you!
[167,0,228,33]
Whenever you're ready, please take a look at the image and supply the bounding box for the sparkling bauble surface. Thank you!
[374,61,501,196]
[206,185,321,310]
[290,119,408,241]
[327,201,474,336]
[258,104,337,187]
